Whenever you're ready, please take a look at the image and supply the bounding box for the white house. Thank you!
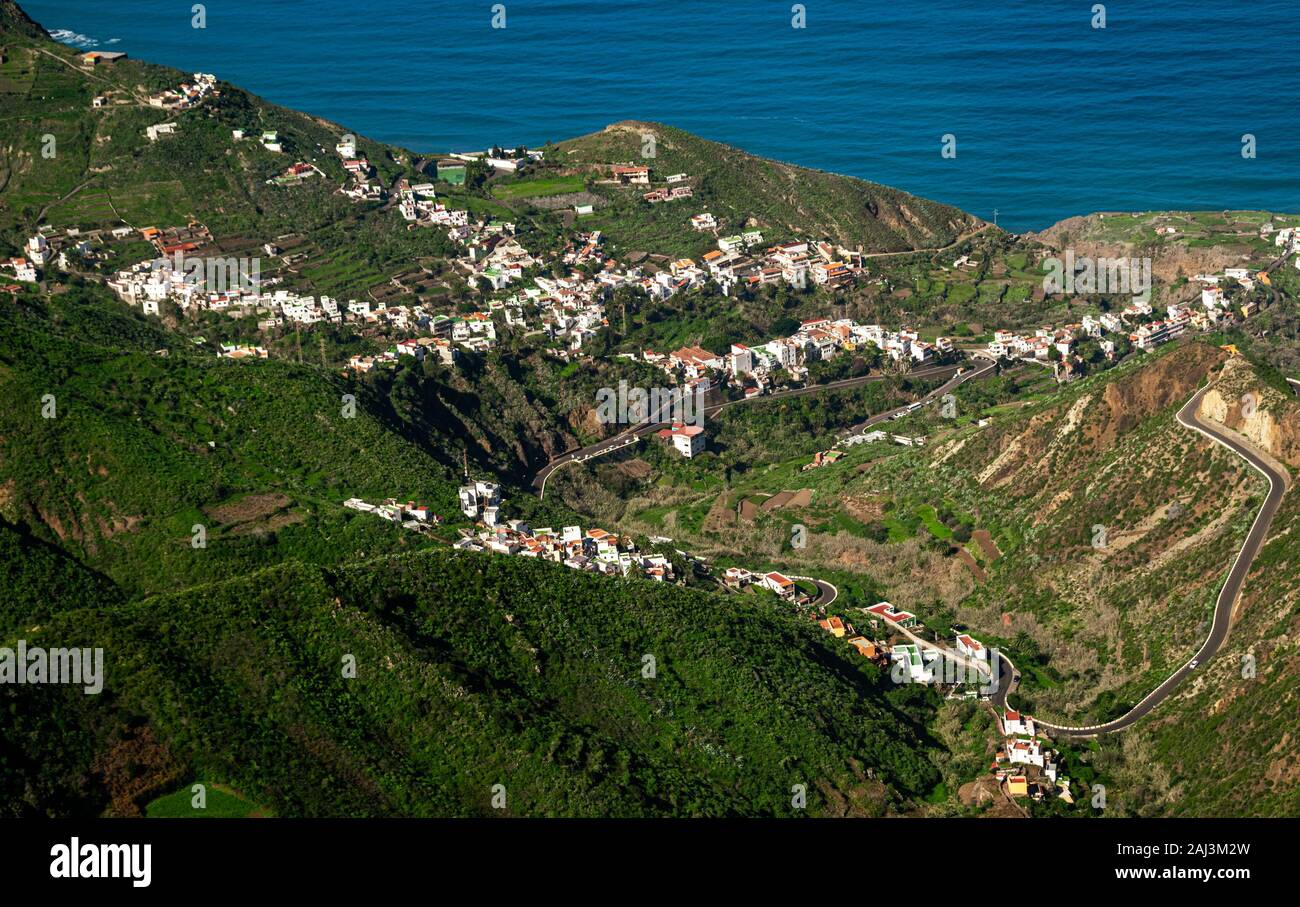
[1003,709,1035,737]
[954,633,988,662]
[1007,738,1045,768]
[762,571,797,599]
[656,422,705,458]
[891,644,932,683]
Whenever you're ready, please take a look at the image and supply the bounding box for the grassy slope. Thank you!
[0,284,466,597]
[557,121,982,258]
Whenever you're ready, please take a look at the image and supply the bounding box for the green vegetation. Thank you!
[557,121,980,258]
[3,548,943,817]
[145,783,266,818]
[491,175,586,200]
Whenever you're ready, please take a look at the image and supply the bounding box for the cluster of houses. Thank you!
[454,474,675,580]
[454,521,677,582]
[454,147,545,174]
[107,245,498,365]
[398,181,467,224]
[333,137,385,201]
[1264,223,1300,260]
[1191,267,1268,322]
[605,163,695,204]
[646,319,952,399]
[988,315,1140,381]
[490,233,630,351]
[690,236,864,296]
[891,630,991,685]
[146,72,218,111]
[459,233,540,293]
[988,256,1275,380]
[844,429,927,447]
[642,184,694,204]
[604,164,691,206]
[344,496,441,532]
[545,233,869,312]
[0,227,124,283]
[3,234,52,283]
[804,428,928,470]
[720,567,808,601]
[347,336,457,373]
[719,582,1001,691]
[138,73,219,143]
[491,231,878,358]
[994,710,1072,802]
[229,128,287,154]
[988,325,1091,362]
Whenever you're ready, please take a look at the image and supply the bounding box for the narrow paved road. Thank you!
[838,357,997,437]
[998,377,1289,737]
[807,578,838,608]
[533,360,978,497]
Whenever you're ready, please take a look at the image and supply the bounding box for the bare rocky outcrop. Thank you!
[1197,356,1300,470]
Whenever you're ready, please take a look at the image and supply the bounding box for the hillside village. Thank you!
[3,60,1286,407]
[3,8,1298,826]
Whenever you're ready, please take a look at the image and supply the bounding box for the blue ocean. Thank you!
[25,0,1299,232]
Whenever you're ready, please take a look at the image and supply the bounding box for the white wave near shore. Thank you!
[48,28,121,49]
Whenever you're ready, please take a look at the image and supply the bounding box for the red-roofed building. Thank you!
[655,422,705,458]
[955,633,988,661]
[1003,710,1035,737]
[819,616,846,638]
[866,601,917,628]
[762,571,796,599]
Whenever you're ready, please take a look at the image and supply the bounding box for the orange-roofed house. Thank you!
[819,616,846,638]
[611,165,650,184]
[847,637,881,659]
[655,422,706,458]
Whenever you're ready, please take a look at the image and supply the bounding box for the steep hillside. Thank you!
[0,0,41,39]
[557,121,983,257]
[1,547,943,818]
[0,284,473,596]
[763,343,1297,815]
[0,280,700,600]
[580,341,1298,815]
[0,10,407,248]
[1132,359,1299,816]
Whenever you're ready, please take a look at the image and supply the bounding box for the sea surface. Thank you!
[24,0,1300,232]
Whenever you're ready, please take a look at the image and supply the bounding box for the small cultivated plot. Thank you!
[145,783,268,818]
[915,504,953,540]
[491,174,587,200]
[880,505,919,542]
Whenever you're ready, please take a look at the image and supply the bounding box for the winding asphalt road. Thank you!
[997,376,1290,738]
[532,361,978,498]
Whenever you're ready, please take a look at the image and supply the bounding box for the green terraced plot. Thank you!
[146,784,267,818]
[491,175,585,200]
